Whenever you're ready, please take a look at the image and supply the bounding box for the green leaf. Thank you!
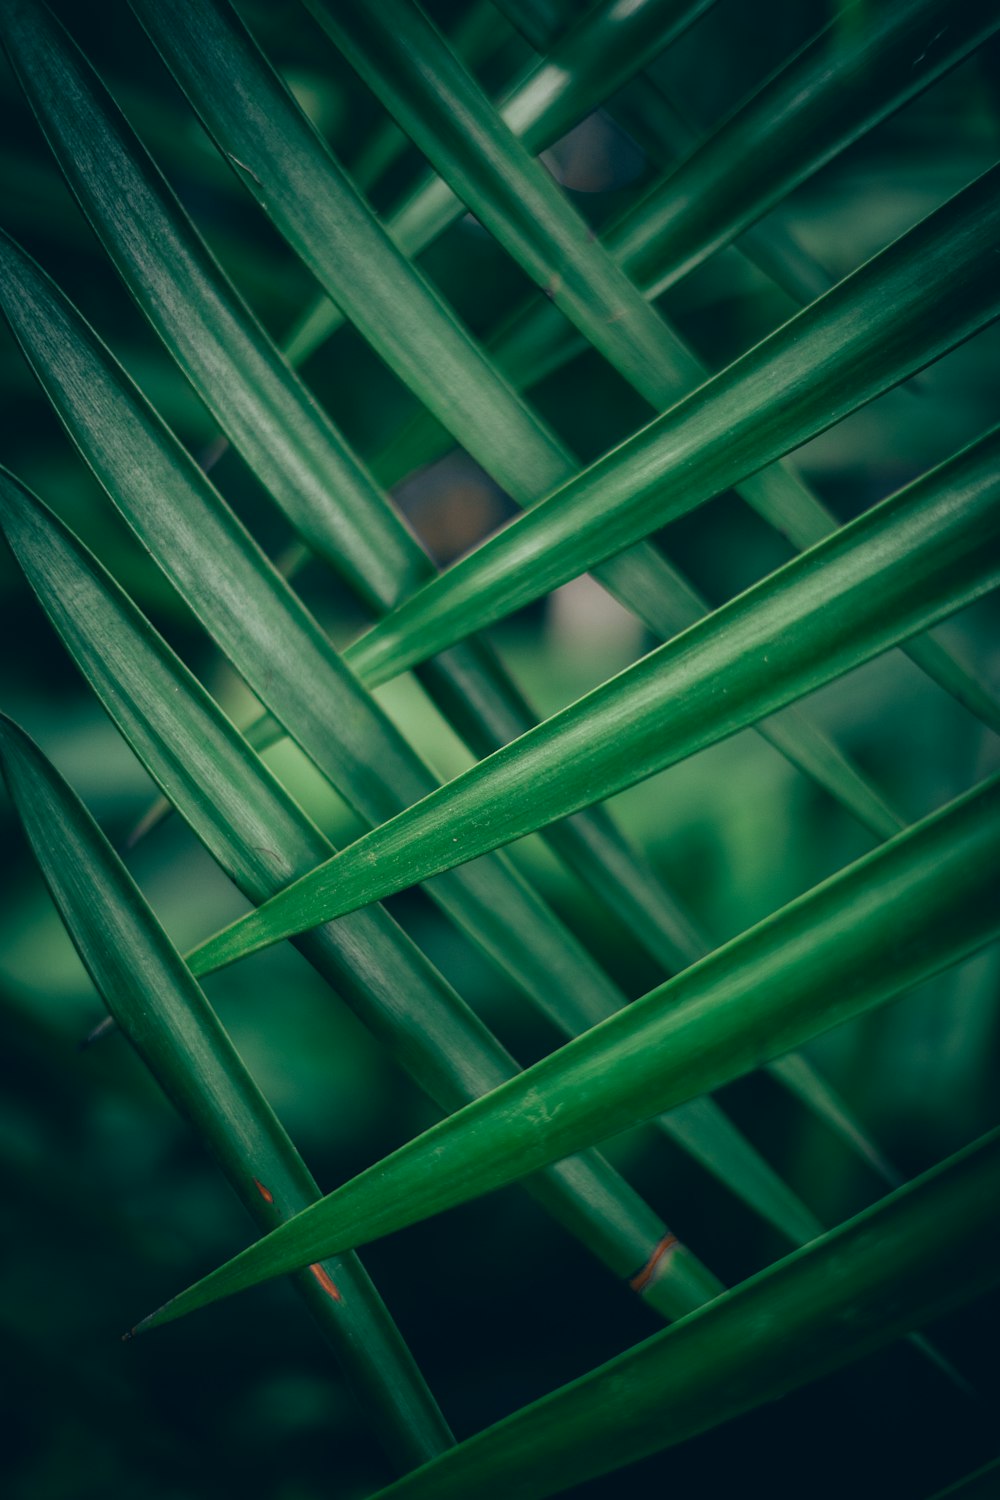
[135,774,1000,1323]
[766,1054,900,1187]
[610,0,1000,300]
[297,0,832,621]
[287,0,717,362]
[127,0,575,508]
[189,424,1000,970]
[125,0,917,839]
[0,460,722,1322]
[347,166,1000,682]
[0,0,424,613]
[482,0,999,391]
[2,0,995,1484]
[369,1130,1000,1499]
[308,0,909,764]
[296,0,994,740]
[0,0,708,981]
[597,72,837,306]
[0,226,625,1096]
[489,0,579,50]
[347,0,501,196]
[340,3,996,739]
[0,714,453,1472]
[288,0,875,367]
[0,230,842,1249]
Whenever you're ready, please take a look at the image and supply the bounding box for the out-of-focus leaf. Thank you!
[928,1459,1000,1500]
[0,715,452,1472]
[611,0,1000,300]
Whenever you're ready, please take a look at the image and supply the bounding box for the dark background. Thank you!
[0,2,998,1495]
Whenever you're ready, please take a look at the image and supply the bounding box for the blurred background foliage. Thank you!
[0,1,997,1496]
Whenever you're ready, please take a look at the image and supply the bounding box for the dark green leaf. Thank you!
[0,715,452,1472]
[137,773,1000,1320]
[365,1129,1000,1499]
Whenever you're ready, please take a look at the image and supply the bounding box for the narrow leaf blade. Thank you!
[0,715,452,1470]
[191,425,1000,969]
[349,167,1000,682]
[366,1130,1000,1499]
[0,461,720,1321]
[139,772,1000,1321]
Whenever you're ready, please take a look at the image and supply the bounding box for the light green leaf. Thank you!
[190,424,1000,971]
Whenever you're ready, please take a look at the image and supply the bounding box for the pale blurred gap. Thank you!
[546,574,646,686]
[393,449,513,565]
[539,110,646,193]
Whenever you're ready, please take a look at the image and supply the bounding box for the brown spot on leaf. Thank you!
[309,1263,342,1302]
[629,1233,679,1293]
